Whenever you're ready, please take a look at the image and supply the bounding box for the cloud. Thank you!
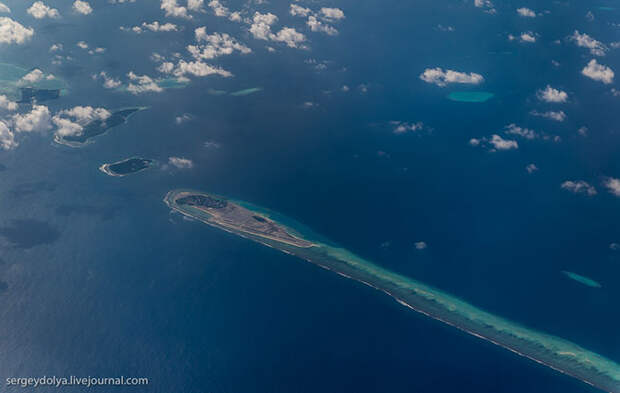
[168,156,193,169]
[189,28,251,59]
[290,4,311,17]
[249,12,306,48]
[0,95,17,111]
[0,3,10,13]
[531,110,566,122]
[27,2,60,19]
[391,121,424,134]
[73,0,92,15]
[160,59,232,79]
[474,0,495,13]
[123,21,178,33]
[0,17,34,44]
[581,59,614,84]
[0,121,16,150]
[188,0,203,11]
[126,72,163,94]
[52,106,111,137]
[509,32,536,43]
[516,7,536,17]
[526,163,538,173]
[504,123,537,139]
[93,71,121,88]
[161,0,190,18]
[414,241,427,250]
[470,135,518,151]
[49,43,62,52]
[19,69,45,84]
[12,105,52,133]
[561,180,597,196]
[76,40,88,49]
[604,177,620,197]
[207,0,241,21]
[175,113,192,124]
[420,67,483,87]
[307,15,338,35]
[537,85,568,103]
[570,31,607,56]
[489,134,518,150]
[320,7,345,20]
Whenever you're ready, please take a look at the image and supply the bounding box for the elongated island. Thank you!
[164,189,620,393]
[54,107,146,147]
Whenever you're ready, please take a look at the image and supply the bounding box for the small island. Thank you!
[54,107,146,147]
[166,190,314,248]
[99,157,154,177]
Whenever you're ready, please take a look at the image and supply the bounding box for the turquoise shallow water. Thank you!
[447,91,495,102]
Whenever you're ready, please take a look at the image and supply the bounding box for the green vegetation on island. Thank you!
[165,189,620,393]
[55,107,146,147]
[99,157,154,177]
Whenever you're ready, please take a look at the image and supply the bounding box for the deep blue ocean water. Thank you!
[0,0,619,392]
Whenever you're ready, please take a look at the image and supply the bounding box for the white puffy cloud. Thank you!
[0,17,34,44]
[489,134,518,150]
[571,31,607,56]
[271,27,306,48]
[12,105,52,133]
[509,32,536,43]
[27,2,60,19]
[531,110,566,122]
[123,21,178,33]
[504,123,537,139]
[474,0,495,13]
[0,3,10,13]
[207,0,240,21]
[19,69,45,84]
[420,67,484,87]
[470,134,518,151]
[249,12,278,40]
[320,7,344,20]
[249,12,306,48]
[0,121,16,150]
[168,60,232,78]
[414,241,427,250]
[126,72,163,94]
[290,4,311,17]
[49,43,62,52]
[581,59,614,84]
[189,28,251,59]
[604,177,620,197]
[516,7,536,17]
[73,0,92,15]
[93,71,121,88]
[0,95,17,111]
[526,163,538,173]
[76,40,88,49]
[161,0,190,18]
[391,121,424,134]
[537,85,568,103]
[188,0,203,11]
[168,156,193,168]
[52,106,111,136]
[561,180,597,196]
[307,15,338,35]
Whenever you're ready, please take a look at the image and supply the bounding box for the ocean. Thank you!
[0,0,619,392]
